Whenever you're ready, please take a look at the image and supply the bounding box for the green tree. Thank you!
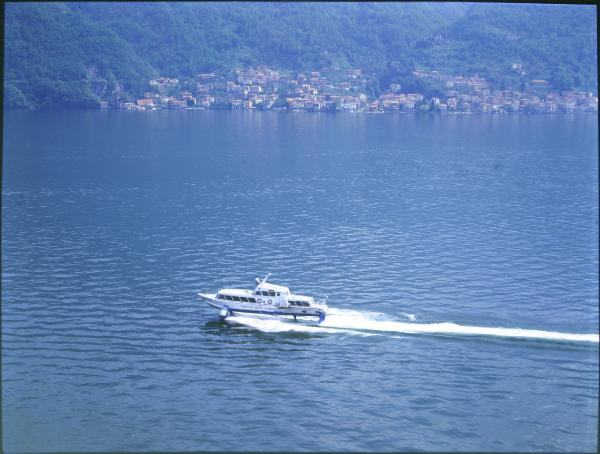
[4,83,29,108]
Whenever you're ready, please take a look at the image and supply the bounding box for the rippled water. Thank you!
[2,110,598,452]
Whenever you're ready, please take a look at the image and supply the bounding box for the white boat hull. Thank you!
[198,293,326,319]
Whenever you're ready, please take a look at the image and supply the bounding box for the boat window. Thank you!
[302,301,310,307]
[276,292,280,296]
[232,296,240,301]
[268,290,276,297]
[261,291,269,296]
[254,291,261,296]
[216,293,223,299]
[248,297,256,303]
[240,297,248,302]
[225,295,233,301]
[289,301,296,306]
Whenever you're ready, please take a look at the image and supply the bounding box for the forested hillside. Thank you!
[4,2,597,108]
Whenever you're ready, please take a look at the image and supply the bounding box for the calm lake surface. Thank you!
[2,110,598,452]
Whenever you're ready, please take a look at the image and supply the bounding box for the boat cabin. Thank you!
[199,273,327,321]
[214,276,315,307]
[215,289,257,304]
[252,282,289,297]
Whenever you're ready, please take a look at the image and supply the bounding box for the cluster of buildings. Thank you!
[103,65,598,114]
[408,69,598,114]
[114,66,373,112]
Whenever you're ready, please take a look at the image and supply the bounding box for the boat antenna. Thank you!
[254,273,271,289]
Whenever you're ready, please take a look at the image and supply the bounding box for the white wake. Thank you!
[226,308,599,344]
[226,313,374,336]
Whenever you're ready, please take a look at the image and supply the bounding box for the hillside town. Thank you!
[103,66,598,114]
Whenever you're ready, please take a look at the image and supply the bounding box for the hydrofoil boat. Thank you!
[198,274,328,323]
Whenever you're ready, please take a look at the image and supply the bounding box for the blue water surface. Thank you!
[2,110,598,452]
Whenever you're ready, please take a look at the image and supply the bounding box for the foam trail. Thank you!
[321,309,599,343]
[226,314,374,336]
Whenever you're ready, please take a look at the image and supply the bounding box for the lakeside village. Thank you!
[104,66,599,114]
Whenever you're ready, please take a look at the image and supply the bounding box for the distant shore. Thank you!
[101,67,598,115]
[6,107,598,116]
[108,108,599,116]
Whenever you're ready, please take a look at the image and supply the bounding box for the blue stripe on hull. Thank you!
[206,301,321,318]
[228,308,321,318]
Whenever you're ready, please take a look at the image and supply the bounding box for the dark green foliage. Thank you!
[364,78,381,99]
[4,2,597,108]
[381,72,446,98]
[416,3,597,92]
[4,2,155,108]
[272,97,290,109]
[4,83,29,108]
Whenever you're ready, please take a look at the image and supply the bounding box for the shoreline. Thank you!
[5,107,598,116]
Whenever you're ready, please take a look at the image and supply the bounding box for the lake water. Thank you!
[2,110,598,452]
